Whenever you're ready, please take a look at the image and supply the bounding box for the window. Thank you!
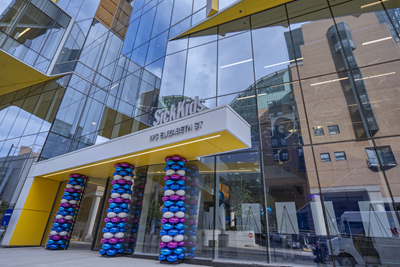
[282,152,289,161]
[273,150,279,161]
[271,139,278,148]
[335,152,346,161]
[365,146,397,167]
[320,153,331,162]
[313,126,324,136]
[328,125,340,135]
[284,167,290,173]
[281,138,287,146]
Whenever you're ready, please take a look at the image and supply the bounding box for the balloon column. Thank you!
[46,173,88,250]
[184,165,199,259]
[159,155,187,263]
[99,162,134,256]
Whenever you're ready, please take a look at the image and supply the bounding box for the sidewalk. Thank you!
[0,247,204,267]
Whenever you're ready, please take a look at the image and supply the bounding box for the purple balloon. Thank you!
[181,158,187,163]
[81,175,87,179]
[124,199,131,203]
[62,203,70,208]
[121,218,128,222]
[111,217,121,223]
[159,242,167,248]
[120,163,129,168]
[100,238,107,244]
[132,219,139,223]
[188,242,193,246]
[178,241,185,247]
[76,190,82,193]
[67,220,74,224]
[59,219,67,223]
[169,217,179,224]
[48,235,53,239]
[64,189,68,192]
[130,239,135,243]
[165,157,172,162]
[191,242,196,247]
[118,238,125,243]
[54,219,59,223]
[111,180,117,185]
[179,218,186,223]
[114,163,121,168]
[162,196,169,202]
[53,235,61,241]
[180,176,187,181]
[67,188,75,193]
[72,204,78,208]
[161,218,168,224]
[108,198,115,203]
[117,179,126,185]
[59,204,63,207]
[180,197,186,201]
[167,241,178,248]
[115,197,123,203]
[164,176,169,181]
[63,236,69,240]
[136,201,142,206]
[171,155,181,161]
[126,181,133,185]
[109,238,118,244]
[170,195,179,201]
[171,174,180,180]
[72,174,80,178]
[104,218,111,223]
[129,165,135,169]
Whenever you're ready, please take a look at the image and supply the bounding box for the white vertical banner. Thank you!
[310,201,339,236]
[358,201,392,237]
[275,202,299,234]
[241,203,262,233]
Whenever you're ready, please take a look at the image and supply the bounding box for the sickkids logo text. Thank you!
[153,96,206,126]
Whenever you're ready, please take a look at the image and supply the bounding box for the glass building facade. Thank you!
[2,0,400,266]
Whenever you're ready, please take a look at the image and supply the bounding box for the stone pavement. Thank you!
[0,247,204,267]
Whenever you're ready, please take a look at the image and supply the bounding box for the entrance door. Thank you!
[68,177,107,249]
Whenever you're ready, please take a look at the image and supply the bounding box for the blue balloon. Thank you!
[123,208,129,213]
[99,249,106,255]
[67,208,76,212]
[161,207,169,213]
[125,168,133,173]
[117,249,124,254]
[50,244,59,250]
[163,223,173,230]
[47,240,54,245]
[107,208,113,213]
[113,184,121,189]
[72,193,80,197]
[63,192,70,196]
[106,249,117,256]
[161,248,172,255]
[176,200,184,207]
[165,180,175,186]
[191,247,196,253]
[110,227,119,233]
[77,178,84,183]
[70,181,77,185]
[179,186,186,191]
[192,226,197,231]
[179,207,186,212]
[159,255,166,261]
[178,230,185,235]
[163,186,170,191]
[164,200,173,207]
[120,203,128,209]
[110,189,117,194]
[119,228,126,232]
[68,178,75,182]
[117,188,126,194]
[56,240,66,245]
[175,223,184,230]
[177,161,185,167]
[55,227,63,232]
[168,229,178,236]
[102,243,112,250]
[182,247,187,252]
[115,167,123,171]
[177,180,185,186]
[113,172,119,176]
[126,190,132,194]
[113,207,123,213]
[128,173,134,177]
[114,243,123,250]
[164,167,170,171]
[166,160,175,166]
[62,223,71,228]
[65,196,72,201]
[53,223,60,227]
[123,185,131,190]
[60,244,67,249]
[170,185,179,191]
[109,203,118,209]
[178,253,185,260]
[117,222,126,228]
[171,165,180,171]
[160,230,167,236]
[106,222,114,228]
[119,171,128,176]
[167,254,178,262]
[181,167,187,172]
[169,206,179,212]
[174,248,183,254]
[102,227,110,233]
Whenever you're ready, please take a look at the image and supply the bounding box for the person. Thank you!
[313,241,326,265]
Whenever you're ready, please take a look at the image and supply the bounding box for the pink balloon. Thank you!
[159,242,167,248]
[109,238,118,244]
[111,181,117,185]
[104,218,111,223]
[108,199,115,203]
[100,238,107,244]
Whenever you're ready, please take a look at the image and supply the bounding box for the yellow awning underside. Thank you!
[0,51,59,96]
[176,0,294,38]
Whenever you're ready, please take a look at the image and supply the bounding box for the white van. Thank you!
[328,211,400,266]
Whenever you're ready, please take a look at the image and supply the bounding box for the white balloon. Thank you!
[50,231,59,236]
[184,214,189,219]
[174,235,184,242]
[117,212,128,218]
[161,235,173,242]
[60,199,68,203]
[175,211,185,218]
[166,169,175,176]
[163,211,174,218]
[114,232,125,238]
[114,175,122,180]
[183,235,188,241]
[177,170,185,176]
[185,195,191,200]
[66,184,73,189]
[111,193,121,199]
[164,190,174,196]
[176,190,185,196]
[65,215,73,220]
[107,212,117,218]
[103,233,113,239]
[55,215,64,219]
[189,236,197,242]
[121,193,130,199]
[190,215,198,221]
[186,176,192,181]
[123,176,132,181]
[74,185,82,190]
[59,231,69,236]
[69,200,78,205]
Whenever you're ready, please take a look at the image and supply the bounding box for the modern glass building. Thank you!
[1,0,400,266]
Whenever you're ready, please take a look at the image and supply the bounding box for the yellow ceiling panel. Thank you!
[0,51,61,96]
[175,0,294,38]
